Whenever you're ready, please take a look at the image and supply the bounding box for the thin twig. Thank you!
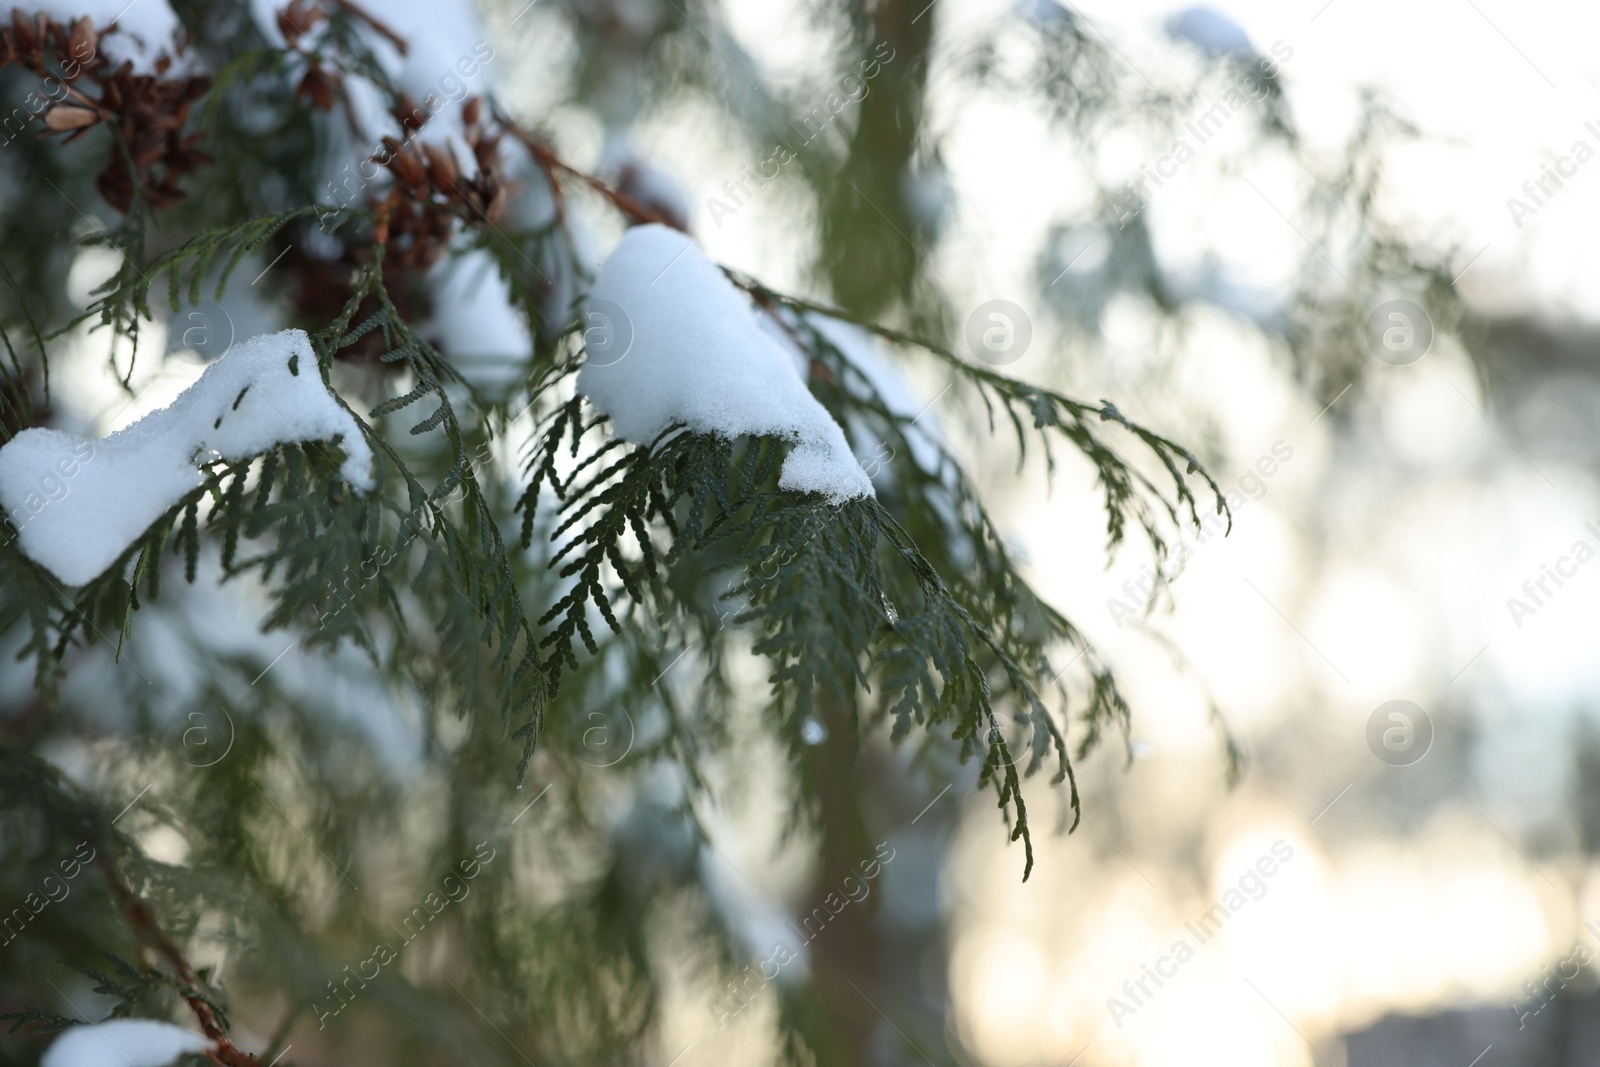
[93,850,260,1066]
[496,112,683,231]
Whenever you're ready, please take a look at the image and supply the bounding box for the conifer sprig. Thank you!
[737,279,1231,561]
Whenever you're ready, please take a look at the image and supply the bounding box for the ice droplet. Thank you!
[800,716,828,746]
[881,593,899,625]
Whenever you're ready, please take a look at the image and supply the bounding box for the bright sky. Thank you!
[1065,0,1600,319]
[713,0,1600,318]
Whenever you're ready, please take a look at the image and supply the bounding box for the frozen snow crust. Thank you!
[0,330,373,586]
[576,225,874,504]
[41,1019,210,1067]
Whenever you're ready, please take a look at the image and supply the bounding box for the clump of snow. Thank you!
[576,225,872,503]
[1164,6,1254,60]
[32,0,187,74]
[41,1019,210,1067]
[1018,0,1073,26]
[0,330,372,587]
[753,309,812,381]
[752,305,942,478]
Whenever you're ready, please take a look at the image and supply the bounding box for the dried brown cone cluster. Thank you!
[0,9,212,213]
[276,0,408,117]
[272,0,508,271]
[276,0,341,115]
[284,97,513,361]
[266,0,516,358]
[373,95,509,272]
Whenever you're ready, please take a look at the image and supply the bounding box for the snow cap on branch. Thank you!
[1164,6,1255,60]
[41,1019,210,1067]
[0,329,373,586]
[577,224,873,503]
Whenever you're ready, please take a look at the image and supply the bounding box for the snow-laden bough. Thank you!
[0,329,372,586]
[40,1019,210,1067]
[576,224,874,504]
